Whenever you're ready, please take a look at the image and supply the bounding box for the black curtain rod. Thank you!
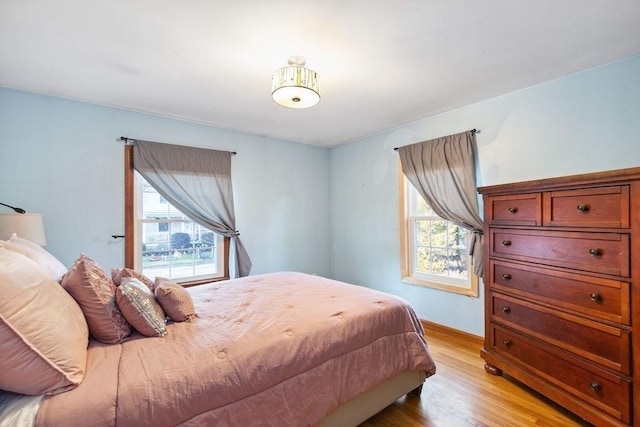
[119,136,237,155]
[393,129,477,151]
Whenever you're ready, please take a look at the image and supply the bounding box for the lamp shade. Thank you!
[0,213,47,246]
[272,56,320,109]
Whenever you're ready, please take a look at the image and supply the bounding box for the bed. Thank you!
[1,265,435,426]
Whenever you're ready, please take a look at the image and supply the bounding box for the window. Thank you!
[124,145,230,285]
[134,174,225,282]
[400,178,478,296]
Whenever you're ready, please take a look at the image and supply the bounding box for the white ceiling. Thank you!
[1,1,639,147]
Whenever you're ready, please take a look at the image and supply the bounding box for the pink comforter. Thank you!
[37,272,436,426]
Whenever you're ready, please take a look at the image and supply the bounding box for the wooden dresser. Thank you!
[478,167,640,427]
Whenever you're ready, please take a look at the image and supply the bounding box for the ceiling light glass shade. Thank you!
[272,56,320,109]
[0,213,47,246]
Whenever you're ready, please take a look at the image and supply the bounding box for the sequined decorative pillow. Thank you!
[61,254,131,343]
[154,277,197,322]
[116,278,167,337]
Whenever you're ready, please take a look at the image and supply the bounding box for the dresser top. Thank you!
[478,167,640,195]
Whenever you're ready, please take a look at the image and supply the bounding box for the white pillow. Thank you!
[0,233,67,282]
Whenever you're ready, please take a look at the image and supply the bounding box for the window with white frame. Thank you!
[134,172,225,283]
[401,178,478,296]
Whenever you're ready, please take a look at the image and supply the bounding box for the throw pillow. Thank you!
[116,277,167,337]
[0,248,89,395]
[61,254,131,343]
[154,277,197,322]
[111,267,155,291]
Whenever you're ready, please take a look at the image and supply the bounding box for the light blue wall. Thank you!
[0,89,331,277]
[329,55,640,336]
[3,55,639,337]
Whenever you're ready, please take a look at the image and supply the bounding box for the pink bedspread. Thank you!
[36,272,436,426]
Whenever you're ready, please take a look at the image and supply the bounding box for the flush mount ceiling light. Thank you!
[271,56,320,109]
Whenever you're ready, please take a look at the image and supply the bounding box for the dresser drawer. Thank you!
[485,193,542,226]
[490,260,630,324]
[491,293,631,374]
[543,186,629,228]
[491,325,631,423]
[490,228,630,277]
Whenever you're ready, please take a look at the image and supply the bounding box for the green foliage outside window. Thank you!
[411,192,468,280]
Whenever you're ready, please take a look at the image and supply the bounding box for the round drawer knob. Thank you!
[576,204,590,212]
[502,273,512,280]
[589,292,601,302]
[589,248,602,256]
[502,340,512,348]
[502,240,512,246]
[501,306,511,314]
[508,207,518,214]
[590,381,601,392]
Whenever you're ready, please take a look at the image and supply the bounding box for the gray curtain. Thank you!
[398,130,484,276]
[133,140,251,278]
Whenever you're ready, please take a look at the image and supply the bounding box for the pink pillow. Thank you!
[0,248,89,395]
[111,267,154,291]
[61,254,131,343]
[116,278,167,337]
[154,278,197,322]
[1,233,67,282]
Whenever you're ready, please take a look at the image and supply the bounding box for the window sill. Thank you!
[401,276,479,297]
[178,276,230,288]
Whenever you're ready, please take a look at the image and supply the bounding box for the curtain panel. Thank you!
[133,140,251,278]
[398,130,484,276]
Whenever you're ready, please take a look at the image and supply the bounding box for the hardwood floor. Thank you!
[359,321,591,427]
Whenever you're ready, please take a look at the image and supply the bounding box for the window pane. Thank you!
[415,219,429,246]
[142,181,188,220]
[416,195,436,216]
[416,247,429,273]
[142,244,216,279]
[430,219,447,246]
[448,223,467,251]
[141,222,221,280]
[428,248,447,275]
[451,249,469,280]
